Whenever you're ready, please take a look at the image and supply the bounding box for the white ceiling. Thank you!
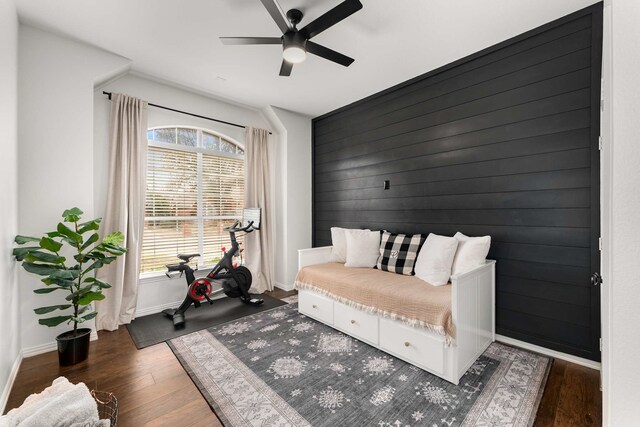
[17,0,599,117]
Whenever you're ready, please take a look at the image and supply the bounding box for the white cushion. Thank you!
[328,227,348,263]
[329,227,370,263]
[451,232,491,276]
[414,233,459,286]
[345,229,381,268]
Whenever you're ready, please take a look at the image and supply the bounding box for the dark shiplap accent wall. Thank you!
[312,4,603,361]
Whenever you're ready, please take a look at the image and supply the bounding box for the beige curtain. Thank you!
[96,93,148,331]
[244,127,273,293]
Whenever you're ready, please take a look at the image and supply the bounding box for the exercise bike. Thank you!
[162,217,264,327]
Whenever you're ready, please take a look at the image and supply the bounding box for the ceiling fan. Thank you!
[220,0,363,76]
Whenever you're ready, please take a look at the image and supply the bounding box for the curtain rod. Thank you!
[102,91,272,135]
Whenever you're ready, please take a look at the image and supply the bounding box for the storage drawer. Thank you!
[298,290,334,324]
[334,302,379,345]
[379,318,445,374]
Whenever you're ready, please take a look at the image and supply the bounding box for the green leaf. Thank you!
[78,283,96,292]
[34,304,72,315]
[13,247,40,261]
[100,256,117,265]
[15,235,40,245]
[77,305,91,315]
[78,219,101,235]
[57,222,82,244]
[78,291,105,305]
[80,233,99,251]
[39,237,63,252]
[38,316,72,327]
[47,231,79,246]
[62,207,83,223]
[83,260,104,275]
[25,251,66,264]
[33,287,63,294]
[85,251,106,260]
[102,231,125,246]
[42,277,75,288]
[79,217,101,228]
[66,284,94,301]
[84,277,111,289]
[81,312,98,321]
[49,269,79,280]
[22,262,62,276]
[61,237,78,246]
[101,243,127,256]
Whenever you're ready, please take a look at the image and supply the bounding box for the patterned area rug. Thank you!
[169,303,550,427]
[281,294,299,304]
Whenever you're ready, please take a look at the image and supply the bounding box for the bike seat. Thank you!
[178,253,200,262]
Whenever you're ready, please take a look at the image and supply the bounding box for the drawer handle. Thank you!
[404,341,410,347]
[350,319,356,324]
[312,304,317,309]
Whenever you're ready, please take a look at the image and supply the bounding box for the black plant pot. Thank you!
[56,328,91,366]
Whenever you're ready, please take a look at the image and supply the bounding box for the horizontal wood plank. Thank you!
[315,15,592,134]
[316,109,590,165]
[317,64,591,148]
[314,224,590,248]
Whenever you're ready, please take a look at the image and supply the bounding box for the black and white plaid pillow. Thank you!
[376,232,426,275]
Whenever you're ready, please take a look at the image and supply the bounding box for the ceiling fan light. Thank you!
[283,46,306,63]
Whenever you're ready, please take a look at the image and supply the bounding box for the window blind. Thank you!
[141,127,244,274]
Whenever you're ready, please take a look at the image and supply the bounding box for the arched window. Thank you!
[141,126,244,274]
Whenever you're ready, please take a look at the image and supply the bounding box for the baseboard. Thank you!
[274,281,295,292]
[1,352,23,414]
[22,331,99,359]
[134,300,184,317]
[495,334,601,371]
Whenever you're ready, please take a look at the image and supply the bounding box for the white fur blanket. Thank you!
[0,377,109,427]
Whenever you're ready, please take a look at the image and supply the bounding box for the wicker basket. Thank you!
[91,390,118,427]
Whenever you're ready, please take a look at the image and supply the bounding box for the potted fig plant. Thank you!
[13,208,127,366]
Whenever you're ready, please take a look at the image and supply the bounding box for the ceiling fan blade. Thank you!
[307,41,354,67]
[299,0,363,39]
[260,0,291,34]
[220,37,282,45]
[279,60,293,76]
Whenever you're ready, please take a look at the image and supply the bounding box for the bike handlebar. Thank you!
[224,220,255,234]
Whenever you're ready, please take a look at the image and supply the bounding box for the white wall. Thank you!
[0,0,21,412]
[94,73,272,314]
[601,1,640,425]
[263,107,313,289]
[17,25,130,352]
[602,0,640,427]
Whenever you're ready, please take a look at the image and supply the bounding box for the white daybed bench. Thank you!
[295,246,495,385]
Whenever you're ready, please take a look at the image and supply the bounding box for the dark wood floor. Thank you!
[5,289,601,427]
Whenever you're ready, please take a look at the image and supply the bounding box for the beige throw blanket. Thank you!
[295,263,455,344]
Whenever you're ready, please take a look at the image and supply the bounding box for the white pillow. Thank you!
[329,227,370,263]
[328,227,348,263]
[451,232,491,276]
[345,229,381,268]
[414,233,459,286]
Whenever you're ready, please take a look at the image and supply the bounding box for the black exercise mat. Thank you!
[126,294,287,349]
